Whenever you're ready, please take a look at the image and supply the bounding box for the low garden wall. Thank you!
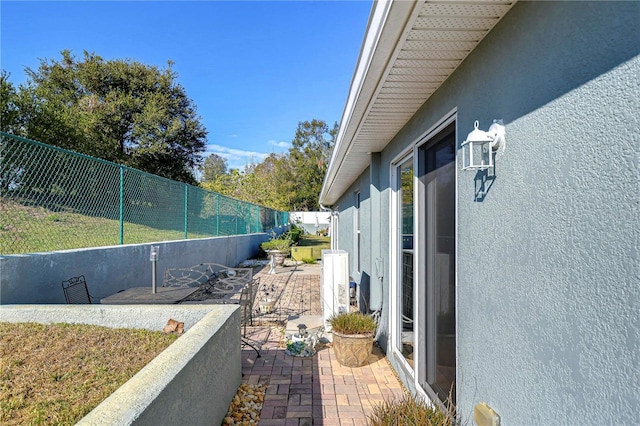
[0,304,241,425]
[0,229,287,304]
[291,246,324,261]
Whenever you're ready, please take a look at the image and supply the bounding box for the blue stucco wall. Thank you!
[332,1,639,423]
[334,171,368,306]
[453,2,639,423]
[0,232,276,304]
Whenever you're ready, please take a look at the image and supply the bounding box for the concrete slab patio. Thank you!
[241,263,405,425]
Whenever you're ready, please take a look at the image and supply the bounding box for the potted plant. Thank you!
[260,232,294,266]
[328,312,377,367]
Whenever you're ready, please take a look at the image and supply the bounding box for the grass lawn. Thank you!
[2,201,233,255]
[296,234,331,250]
[0,322,177,425]
[292,234,331,261]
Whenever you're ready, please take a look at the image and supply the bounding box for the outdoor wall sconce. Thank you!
[461,120,506,171]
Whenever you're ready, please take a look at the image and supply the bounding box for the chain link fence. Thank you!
[0,132,288,255]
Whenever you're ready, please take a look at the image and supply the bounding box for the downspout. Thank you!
[319,204,339,251]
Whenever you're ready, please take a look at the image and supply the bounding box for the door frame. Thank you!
[388,108,458,402]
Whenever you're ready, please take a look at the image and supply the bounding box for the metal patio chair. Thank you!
[240,277,261,357]
[62,275,91,304]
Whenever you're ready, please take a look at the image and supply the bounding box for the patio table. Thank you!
[100,286,197,304]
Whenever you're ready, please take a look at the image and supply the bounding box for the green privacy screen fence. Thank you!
[0,132,289,255]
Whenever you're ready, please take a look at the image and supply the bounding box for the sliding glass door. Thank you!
[417,123,456,402]
[392,118,456,403]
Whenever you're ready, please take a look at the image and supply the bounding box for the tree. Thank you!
[1,72,27,195]
[200,153,228,183]
[11,50,207,184]
[199,120,336,212]
[199,153,292,211]
[288,119,338,210]
[0,71,21,133]
[201,168,244,199]
[248,153,294,211]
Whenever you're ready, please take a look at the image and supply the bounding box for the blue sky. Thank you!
[1,1,372,170]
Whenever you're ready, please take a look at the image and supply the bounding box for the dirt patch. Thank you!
[0,322,177,425]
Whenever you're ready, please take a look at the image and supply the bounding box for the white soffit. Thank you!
[320,0,515,206]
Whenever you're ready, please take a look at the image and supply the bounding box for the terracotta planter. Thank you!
[332,331,374,367]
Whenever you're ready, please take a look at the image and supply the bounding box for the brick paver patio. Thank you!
[241,263,405,425]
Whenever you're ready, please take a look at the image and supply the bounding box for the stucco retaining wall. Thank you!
[0,304,241,426]
[0,231,285,304]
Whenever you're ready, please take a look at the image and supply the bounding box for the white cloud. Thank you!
[204,138,291,171]
[204,144,268,170]
[269,140,291,149]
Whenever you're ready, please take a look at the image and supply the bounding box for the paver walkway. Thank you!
[241,263,405,425]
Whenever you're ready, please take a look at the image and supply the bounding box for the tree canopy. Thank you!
[0,71,20,133]
[288,119,337,210]
[200,153,228,183]
[3,50,207,184]
[201,119,336,211]
[3,50,339,210]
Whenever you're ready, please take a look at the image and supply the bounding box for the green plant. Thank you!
[328,312,377,335]
[368,394,457,426]
[288,227,302,242]
[285,339,315,357]
[260,236,293,254]
[47,213,64,222]
[288,223,303,241]
[301,257,316,264]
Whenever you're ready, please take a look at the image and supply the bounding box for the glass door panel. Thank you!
[397,158,414,368]
[418,124,456,402]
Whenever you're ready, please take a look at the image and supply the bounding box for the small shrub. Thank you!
[369,394,456,426]
[301,257,316,264]
[260,231,294,256]
[47,214,64,222]
[328,312,377,335]
[260,238,293,251]
[289,228,302,242]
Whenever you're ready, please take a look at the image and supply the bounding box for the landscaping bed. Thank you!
[0,322,177,425]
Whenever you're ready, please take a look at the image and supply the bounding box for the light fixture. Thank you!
[462,120,506,171]
[149,245,159,294]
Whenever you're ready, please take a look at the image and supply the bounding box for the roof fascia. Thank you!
[320,0,417,206]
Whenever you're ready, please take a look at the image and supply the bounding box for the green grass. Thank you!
[0,201,217,255]
[293,234,330,260]
[296,234,330,250]
[1,201,329,256]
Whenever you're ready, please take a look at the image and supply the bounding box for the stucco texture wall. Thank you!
[333,1,639,423]
[454,2,639,424]
[0,233,271,304]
